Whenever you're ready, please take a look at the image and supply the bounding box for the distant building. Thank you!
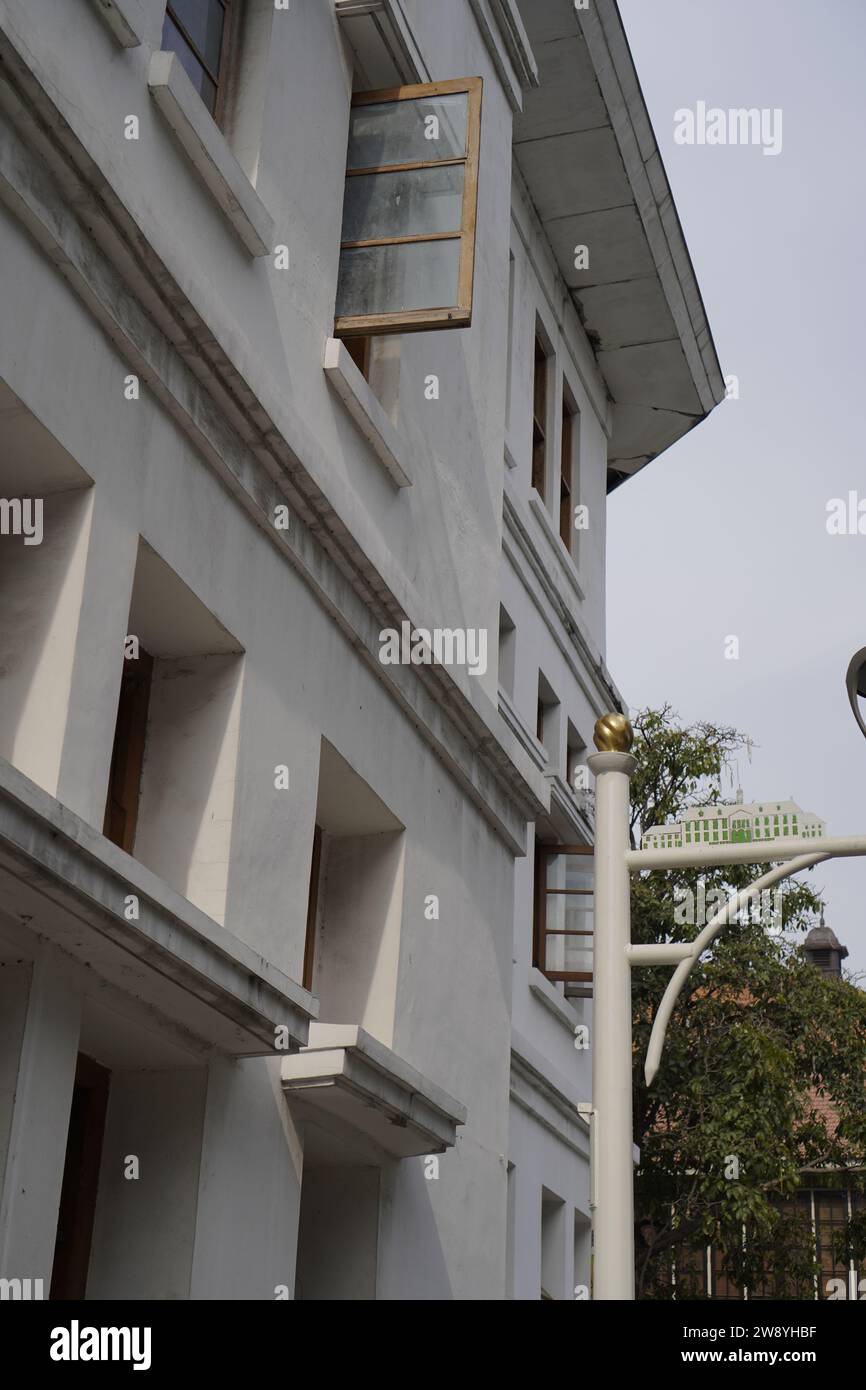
[642,799,826,851]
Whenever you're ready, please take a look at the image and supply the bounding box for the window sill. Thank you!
[281,1023,466,1157]
[89,0,145,47]
[323,337,412,488]
[528,968,583,1033]
[544,771,594,841]
[498,686,548,773]
[528,488,585,605]
[148,51,274,258]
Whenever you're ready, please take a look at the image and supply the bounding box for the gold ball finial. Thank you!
[593,712,634,753]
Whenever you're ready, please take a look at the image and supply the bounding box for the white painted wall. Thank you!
[314,830,405,1047]
[87,1069,207,1300]
[0,961,31,1203]
[0,486,93,797]
[189,1058,303,1300]
[295,1166,379,1301]
[0,947,82,1288]
[135,653,244,924]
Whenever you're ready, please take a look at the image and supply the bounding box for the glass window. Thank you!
[162,1,232,121]
[534,845,594,990]
[335,78,483,336]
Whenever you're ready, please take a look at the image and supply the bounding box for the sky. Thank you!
[608,0,866,972]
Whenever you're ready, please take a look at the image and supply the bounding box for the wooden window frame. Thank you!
[50,1055,111,1300]
[345,334,372,380]
[559,399,574,548]
[103,646,154,855]
[335,76,483,339]
[532,335,548,498]
[534,842,594,986]
[302,824,323,992]
[164,0,238,127]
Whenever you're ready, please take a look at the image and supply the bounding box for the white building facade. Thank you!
[0,0,721,1300]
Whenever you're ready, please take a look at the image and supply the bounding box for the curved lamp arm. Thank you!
[643,851,829,1086]
[846,647,866,741]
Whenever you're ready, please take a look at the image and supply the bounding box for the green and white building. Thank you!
[642,800,826,851]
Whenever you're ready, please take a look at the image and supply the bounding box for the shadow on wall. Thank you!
[0,382,95,797]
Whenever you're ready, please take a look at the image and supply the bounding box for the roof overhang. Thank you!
[513,0,725,487]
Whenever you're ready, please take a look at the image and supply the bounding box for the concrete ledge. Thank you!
[498,686,547,774]
[88,0,145,47]
[502,489,623,718]
[147,51,274,257]
[528,490,585,605]
[323,338,412,488]
[528,967,583,1032]
[543,771,594,844]
[467,0,538,111]
[0,757,316,1055]
[510,1035,590,1160]
[281,1023,467,1157]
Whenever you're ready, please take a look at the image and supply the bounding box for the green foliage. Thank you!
[631,707,866,1299]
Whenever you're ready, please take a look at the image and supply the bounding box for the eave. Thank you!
[513,0,725,487]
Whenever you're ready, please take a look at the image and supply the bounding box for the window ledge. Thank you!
[498,686,547,773]
[147,51,274,258]
[528,488,586,604]
[89,0,145,47]
[281,1023,466,1157]
[323,338,412,488]
[528,967,584,1032]
[544,771,594,842]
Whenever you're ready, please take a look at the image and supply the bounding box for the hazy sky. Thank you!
[609,0,866,971]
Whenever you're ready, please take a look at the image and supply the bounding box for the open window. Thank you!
[334,77,482,338]
[534,843,593,999]
[102,541,244,925]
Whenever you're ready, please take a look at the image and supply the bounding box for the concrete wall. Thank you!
[314,830,405,1047]
[87,1069,207,1300]
[189,1059,303,1300]
[296,1166,380,1301]
[500,166,617,1296]
[0,486,93,797]
[135,653,245,924]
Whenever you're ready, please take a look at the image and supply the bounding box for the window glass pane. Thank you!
[336,239,461,317]
[543,896,593,977]
[168,0,225,74]
[342,164,465,243]
[544,853,593,892]
[162,15,217,112]
[347,92,468,169]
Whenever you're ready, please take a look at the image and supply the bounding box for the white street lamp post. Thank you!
[586,735,637,1301]
[585,700,866,1302]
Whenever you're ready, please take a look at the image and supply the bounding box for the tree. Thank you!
[630,706,866,1299]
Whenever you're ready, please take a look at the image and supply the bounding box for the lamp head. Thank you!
[845,647,866,741]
